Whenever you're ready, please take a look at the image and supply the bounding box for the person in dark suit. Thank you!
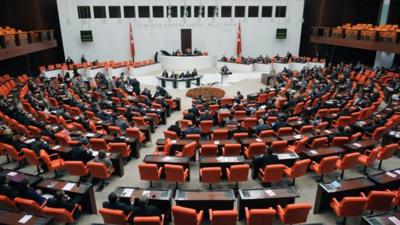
[255,118,270,136]
[66,57,74,66]
[66,142,94,163]
[229,123,247,137]
[40,125,56,140]
[17,178,46,205]
[168,121,182,137]
[132,196,161,219]
[30,137,51,154]
[47,190,82,219]
[252,148,280,178]
[103,192,133,216]
[0,175,18,199]
[199,111,212,121]
[272,117,289,131]
[188,106,200,118]
[185,124,201,136]
[183,112,197,125]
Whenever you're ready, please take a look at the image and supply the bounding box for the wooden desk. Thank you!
[48,144,72,154]
[35,178,97,214]
[0,208,54,225]
[199,139,238,147]
[360,210,400,225]
[175,189,235,219]
[278,134,310,144]
[199,156,246,178]
[0,169,42,186]
[368,169,400,190]
[344,140,378,153]
[238,187,300,219]
[312,129,338,139]
[143,155,191,181]
[114,187,172,221]
[313,177,375,214]
[302,147,345,162]
[239,137,279,146]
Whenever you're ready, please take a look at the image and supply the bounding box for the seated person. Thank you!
[46,190,82,218]
[103,192,133,216]
[220,65,232,75]
[220,55,228,62]
[255,118,270,136]
[252,147,280,179]
[178,72,185,79]
[0,175,18,199]
[185,124,201,136]
[168,121,182,137]
[66,141,94,163]
[161,70,168,78]
[93,151,114,174]
[229,123,247,137]
[132,196,162,219]
[17,178,46,205]
[185,71,191,78]
[192,69,198,77]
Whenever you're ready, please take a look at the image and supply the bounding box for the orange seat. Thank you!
[138,163,162,188]
[243,118,257,130]
[90,138,110,151]
[3,143,26,167]
[0,194,17,210]
[330,196,367,225]
[212,129,228,140]
[277,203,312,225]
[108,126,123,136]
[243,143,266,159]
[233,132,248,139]
[164,130,178,139]
[209,209,237,225]
[200,144,218,156]
[165,164,189,189]
[109,142,131,158]
[40,150,65,177]
[199,167,222,189]
[199,120,213,135]
[331,137,350,147]
[89,120,107,135]
[297,125,314,134]
[271,141,288,153]
[134,215,164,225]
[14,197,46,214]
[277,127,292,136]
[133,116,150,127]
[126,127,146,143]
[258,130,274,138]
[154,138,172,156]
[55,133,78,146]
[223,144,242,156]
[357,147,380,173]
[42,205,80,223]
[336,152,360,179]
[334,116,352,127]
[172,205,203,225]
[309,137,328,149]
[259,164,286,185]
[64,161,89,183]
[99,208,131,225]
[377,143,399,169]
[226,164,249,190]
[287,137,309,154]
[176,141,197,159]
[309,156,339,181]
[179,119,192,129]
[87,161,113,191]
[361,190,395,213]
[284,159,311,185]
[245,207,275,225]
[22,148,42,174]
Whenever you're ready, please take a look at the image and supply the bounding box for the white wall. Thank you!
[57,0,305,62]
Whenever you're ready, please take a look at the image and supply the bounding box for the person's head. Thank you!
[237,91,241,95]
[138,196,149,208]
[338,126,344,132]
[98,150,106,159]
[258,118,264,125]
[344,126,352,132]
[228,114,233,120]
[55,190,65,200]
[108,192,118,203]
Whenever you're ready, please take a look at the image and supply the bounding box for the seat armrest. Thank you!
[364,150,371,155]
[197,210,204,225]
[208,209,213,222]
[276,205,284,216]
[49,153,60,159]
[331,198,340,206]
[245,207,250,219]
[360,192,366,197]
[259,168,265,176]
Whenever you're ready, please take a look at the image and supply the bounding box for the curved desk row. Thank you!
[216,61,326,73]
[159,55,216,71]
[157,75,203,89]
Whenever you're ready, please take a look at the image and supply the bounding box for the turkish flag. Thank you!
[129,23,135,61]
[236,22,241,58]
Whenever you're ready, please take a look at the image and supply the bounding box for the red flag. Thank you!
[129,23,135,61]
[236,22,241,58]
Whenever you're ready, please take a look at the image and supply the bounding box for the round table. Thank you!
[159,55,216,71]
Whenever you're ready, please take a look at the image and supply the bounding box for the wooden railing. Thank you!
[0,29,55,49]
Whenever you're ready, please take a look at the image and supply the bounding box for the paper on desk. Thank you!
[25,138,35,144]
[309,150,318,155]
[171,140,177,144]
[18,215,33,224]
[106,152,111,157]
[85,133,96,137]
[62,183,75,191]
[142,190,150,198]
[325,130,332,134]
[395,170,400,175]
[42,194,54,199]
[388,216,400,225]
[353,143,362,147]
[256,138,262,142]
[122,188,134,197]
[214,141,220,145]
[293,134,302,139]
[386,172,397,178]
[53,145,61,150]
[7,171,18,176]
[265,189,276,197]
[278,153,292,160]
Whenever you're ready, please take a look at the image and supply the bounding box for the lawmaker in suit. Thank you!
[47,190,82,219]
[17,178,46,205]
[132,196,162,219]
[103,192,133,216]
[0,175,18,199]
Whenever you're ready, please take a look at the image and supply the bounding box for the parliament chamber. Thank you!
[0,0,400,225]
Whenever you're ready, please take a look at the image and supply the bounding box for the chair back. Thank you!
[90,138,109,151]
[331,137,349,147]
[258,130,274,138]
[261,164,286,183]
[139,163,160,181]
[87,162,111,179]
[164,130,178,139]
[292,137,309,153]
[14,197,44,214]
[246,208,275,225]
[108,126,123,135]
[338,197,368,216]
[22,148,40,166]
[378,143,399,160]
[172,205,202,225]
[299,125,313,134]
[42,206,74,223]
[133,117,147,127]
[372,126,387,140]
[55,133,71,146]
[212,130,228,140]
[290,159,311,177]
[281,203,312,224]
[181,142,197,158]
[211,210,237,225]
[39,149,52,166]
[223,144,241,156]
[165,164,186,182]
[233,132,248,139]
[366,191,396,211]
[0,194,17,210]
[277,127,292,136]
[134,216,163,225]
[64,161,89,176]
[179,119,192,128]
[200,120,213,134]
[243,118,257,129]
[319,156,339,173]
[4,143,24,161]
[315,121,328,130]
[311,137,328,149]
[109,142,130,158]
[201,144,218,156]
[272,141,288,153]
[340,152,361,170]
[126,127,145,143]
[247,143,266,157]
[200,167,221,184]
[99,208,129,225]
[228,164,249,182]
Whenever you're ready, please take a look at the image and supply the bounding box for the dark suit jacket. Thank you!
[252,154,280,178]
[255,124,270,135]
[103,201,133,215]
[0,184,18,199]
[17,187,46,205]
[30,140,50,154]
[67,147,94,163]
[188,108,200,118]
[47,197,76,211]
[168,125,182,137]
[132,205,161,218]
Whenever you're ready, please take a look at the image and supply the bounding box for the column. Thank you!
[374,0,394,68]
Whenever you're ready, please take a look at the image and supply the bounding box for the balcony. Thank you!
[310,27,400,54]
